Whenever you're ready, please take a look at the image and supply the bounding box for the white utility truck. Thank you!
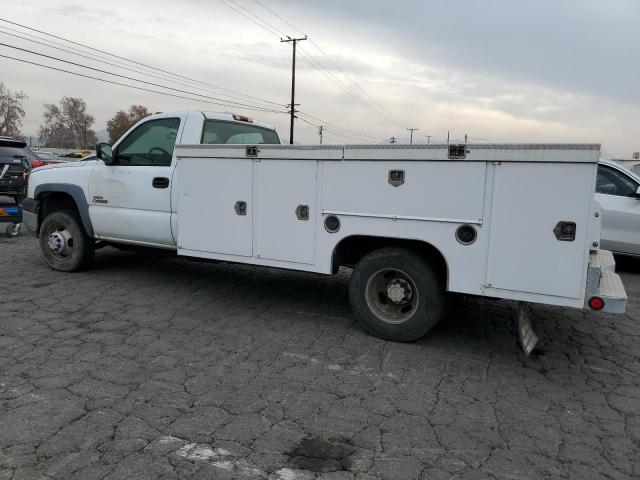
[22,111,627,354]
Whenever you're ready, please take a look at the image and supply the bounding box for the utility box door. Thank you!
[486,162,594,298]
[255,160,317,264]
[177,158,253,257]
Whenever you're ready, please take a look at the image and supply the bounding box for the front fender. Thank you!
[34,183,94,237]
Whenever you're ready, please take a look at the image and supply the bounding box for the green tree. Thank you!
[0,82,27,139]
[39,96,97,148]
[106,104,150,143]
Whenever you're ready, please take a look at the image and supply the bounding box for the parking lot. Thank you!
[1,232,639,480]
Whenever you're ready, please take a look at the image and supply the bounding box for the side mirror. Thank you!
[20,157,32,170]
[96,142,114,165]
[635,186,640,199]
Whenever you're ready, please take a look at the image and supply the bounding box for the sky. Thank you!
[0,0,638,156]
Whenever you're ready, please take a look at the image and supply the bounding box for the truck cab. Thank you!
[23,111,280,251]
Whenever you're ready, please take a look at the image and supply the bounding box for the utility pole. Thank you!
[281,35,307,144]
[424,135,432,144]
[389,136,397,144]
[318,125,324,144]
[447,131,450,144]
[407,128,418,144]
[464,133,468,144]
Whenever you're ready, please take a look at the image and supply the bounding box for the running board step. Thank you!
[589,249,616,273]
[596,271,627,314]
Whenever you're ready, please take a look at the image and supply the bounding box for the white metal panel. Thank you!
[255,160,317,264]
[486,162,596,298]
[342,144,600,162]
[175,144,344,160]
[177,157,253,256]
[176,143,601,163]
[322,161,486,223]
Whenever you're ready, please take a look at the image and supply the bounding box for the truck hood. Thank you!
[32,160,96,172]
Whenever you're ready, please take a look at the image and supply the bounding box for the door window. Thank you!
[596,165,638,197]
[116,118,180,166]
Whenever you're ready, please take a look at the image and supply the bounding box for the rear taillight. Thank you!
[588,297,605,310]
[31,160,43,168]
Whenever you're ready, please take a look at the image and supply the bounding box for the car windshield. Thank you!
[201,120,280,144]
[0,145,39,161]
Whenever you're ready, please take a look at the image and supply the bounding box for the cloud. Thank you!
[0,0,637,156]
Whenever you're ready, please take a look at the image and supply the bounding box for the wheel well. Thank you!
[38,192,79,225]
[332,235,448,285]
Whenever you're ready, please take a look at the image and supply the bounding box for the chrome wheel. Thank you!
[365,268,419,324]
[46,224,75,260]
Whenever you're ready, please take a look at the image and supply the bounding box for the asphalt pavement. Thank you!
[1,232,639,479]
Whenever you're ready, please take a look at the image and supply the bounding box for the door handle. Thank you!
[152,177,170,189]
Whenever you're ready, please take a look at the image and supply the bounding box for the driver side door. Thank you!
[88,115,185,246]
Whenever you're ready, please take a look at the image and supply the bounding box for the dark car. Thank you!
[34,151,67,167]
[0,138,38,202]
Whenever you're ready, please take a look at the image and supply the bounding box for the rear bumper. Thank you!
[21,197,39,236]
[586,250,627,314]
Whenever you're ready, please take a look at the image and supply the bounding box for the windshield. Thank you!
[0,145,38,161]
[201,120,280,145]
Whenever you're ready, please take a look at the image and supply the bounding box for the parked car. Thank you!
[0,138,38,202]
[34,151,67,167]
[596,158,640,256]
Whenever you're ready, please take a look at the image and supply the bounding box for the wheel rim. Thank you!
[45,223,76,260]
[365,268,419,324]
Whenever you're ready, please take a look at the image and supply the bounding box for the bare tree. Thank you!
[39,96,97,148]
[106,104,150,144]
[0,82,27,139]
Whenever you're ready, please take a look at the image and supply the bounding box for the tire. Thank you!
[5,223,20,238]
[39,210,94,272]
[349,247,446,342]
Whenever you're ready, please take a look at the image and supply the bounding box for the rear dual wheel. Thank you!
[349,248,446,342]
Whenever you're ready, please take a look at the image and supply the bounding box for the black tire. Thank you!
[39,210,94,272]
[5,223,20,238]
[349,247,446,342]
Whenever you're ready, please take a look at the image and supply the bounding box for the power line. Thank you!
[0,42,283,113]
[297,111,378,142]
[248,0,406,129]
[297,116,374,144]
[219,0,282,38]
[216,1,379,143]
[0,17,283,108]
[251,0,307,36]
[0,53,286,114]
[0,27,282,110]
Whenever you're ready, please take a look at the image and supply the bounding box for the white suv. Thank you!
[596,158,640,255]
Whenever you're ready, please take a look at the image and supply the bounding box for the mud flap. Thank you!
[516,302,538,355]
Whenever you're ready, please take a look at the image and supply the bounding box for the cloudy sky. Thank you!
[1,0,638,156]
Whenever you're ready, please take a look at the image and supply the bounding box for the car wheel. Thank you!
[5,223,20,238]
[39,210,94,272]
[349,247,446,342]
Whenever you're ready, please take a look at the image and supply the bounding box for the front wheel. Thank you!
[39,210,94,272]
[349,248,446,342]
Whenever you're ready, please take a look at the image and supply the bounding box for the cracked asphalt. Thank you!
[1,231,639,479]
